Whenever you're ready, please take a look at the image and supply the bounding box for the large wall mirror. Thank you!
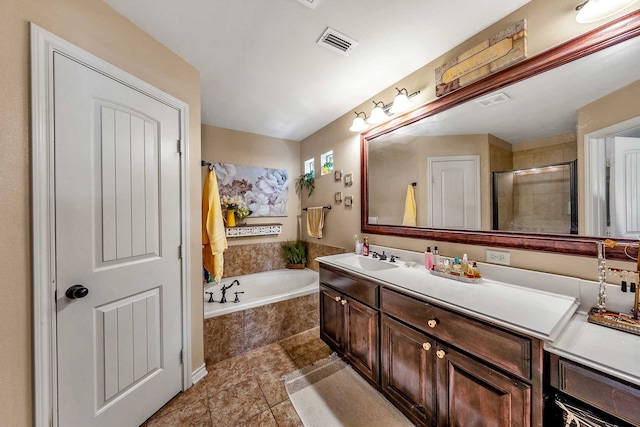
[361,11,640,260]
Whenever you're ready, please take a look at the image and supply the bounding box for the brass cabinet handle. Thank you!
[334,296,341,301]
[436,350,446,359]
[422,342,431,351]
[428,319,439,328]
[341,299,347,305]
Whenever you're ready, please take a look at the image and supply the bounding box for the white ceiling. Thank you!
[103,0,530,141]
[375,34,640,146]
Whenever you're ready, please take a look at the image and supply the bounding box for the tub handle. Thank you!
[233,291,245,303]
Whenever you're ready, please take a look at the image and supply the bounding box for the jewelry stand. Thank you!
[587,239,640,336]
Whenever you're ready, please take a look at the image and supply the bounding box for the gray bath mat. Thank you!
[283,354,413,427]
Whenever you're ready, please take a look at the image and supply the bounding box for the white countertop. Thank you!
[545,312,640,387]
[317,252,579,342]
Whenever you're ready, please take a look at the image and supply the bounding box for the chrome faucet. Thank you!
[220,279,240,303]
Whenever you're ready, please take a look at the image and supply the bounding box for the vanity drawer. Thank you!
[381,288,531,380]
[320,266,379,308]
[549,355,640,427]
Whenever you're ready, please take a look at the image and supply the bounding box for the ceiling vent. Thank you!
[317,27,359,56]
[296,0,321,9]
[474,92,511,108]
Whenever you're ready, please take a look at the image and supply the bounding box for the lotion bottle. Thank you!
[362,237,370,256]
[433,246,440,271]
[425,247,434,270]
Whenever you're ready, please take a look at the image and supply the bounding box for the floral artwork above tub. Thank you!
[215,163,289,217]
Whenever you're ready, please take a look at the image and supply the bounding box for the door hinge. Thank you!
[178,244,183,259]
[180,348,185,364]
[177,139,183,155]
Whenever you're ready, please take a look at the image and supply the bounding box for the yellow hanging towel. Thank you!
[402,184,417,226]
[202,169,227,283]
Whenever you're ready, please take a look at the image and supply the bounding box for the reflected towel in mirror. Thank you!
[402,184,417,226]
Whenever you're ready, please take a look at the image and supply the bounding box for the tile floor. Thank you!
[140,327,333,427]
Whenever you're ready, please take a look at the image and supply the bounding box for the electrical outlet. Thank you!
[486,250,510,265]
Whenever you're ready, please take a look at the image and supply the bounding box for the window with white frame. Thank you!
[304,158,315,177]
[320,150,333,176]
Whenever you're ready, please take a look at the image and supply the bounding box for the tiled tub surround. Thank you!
[204,292,319,365]
[305,241,345,272]
[222,242,288,277]
[220,241,344,276]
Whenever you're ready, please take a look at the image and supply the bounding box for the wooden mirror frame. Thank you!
[361,11,640,261]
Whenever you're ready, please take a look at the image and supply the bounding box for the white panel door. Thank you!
[611,137,640,239]
[428,156,480,229]
[54,53,182,427]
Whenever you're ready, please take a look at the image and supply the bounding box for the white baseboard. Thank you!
[191,363,208,384]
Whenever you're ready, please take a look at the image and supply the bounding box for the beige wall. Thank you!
[300,0,640,279]
[201,125,301,246]
[577,79,640,233]
[0,1,202,425]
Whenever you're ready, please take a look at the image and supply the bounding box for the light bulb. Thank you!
[349,116,368,132]
[389,92,412,114]
[576,0,638,23]
[367,105,389,124]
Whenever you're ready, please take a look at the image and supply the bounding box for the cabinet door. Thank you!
[319,285,344,353]
[437,345,531,427]
[381,315,436,427]
[344,295,379,384]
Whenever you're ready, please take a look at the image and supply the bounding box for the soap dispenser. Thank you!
[425,247,434,270]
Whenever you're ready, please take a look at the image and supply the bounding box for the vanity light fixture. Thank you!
[389,87,419,114]
[367,101,390,124]
[349,88,420,131]
[349,111,369,132]
[575,0,638,23]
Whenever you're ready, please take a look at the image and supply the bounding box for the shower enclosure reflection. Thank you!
[492,161,577,234]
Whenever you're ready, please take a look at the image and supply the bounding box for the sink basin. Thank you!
[340,255,399,271]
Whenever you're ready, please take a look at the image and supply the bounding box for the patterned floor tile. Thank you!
[138,327,325,427]
[146,398,212,427]
[208,379,270,427]
[235,409,278,427]
[270,401,303,427]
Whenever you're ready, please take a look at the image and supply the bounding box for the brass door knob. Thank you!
[422,342,431,351]
[436,350,446,359]
[428,319,439,328]
[335,296,341,301]
[341,299,347,305]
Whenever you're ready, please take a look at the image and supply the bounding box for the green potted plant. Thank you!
[281,240,307,269]
[296,172,315,197]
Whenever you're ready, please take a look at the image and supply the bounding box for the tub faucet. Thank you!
[220,279,240,303]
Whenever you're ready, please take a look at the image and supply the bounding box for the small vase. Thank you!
[226,209,236,227]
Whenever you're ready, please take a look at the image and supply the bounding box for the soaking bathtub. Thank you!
[203,268,319,319]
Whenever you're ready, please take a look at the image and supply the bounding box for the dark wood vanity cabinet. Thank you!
[436,345,531,427]
[381,315,437,426]
[319,265,544,426]
[381,287,539,427]
[548,354,640,427]
[319,266,379,384]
